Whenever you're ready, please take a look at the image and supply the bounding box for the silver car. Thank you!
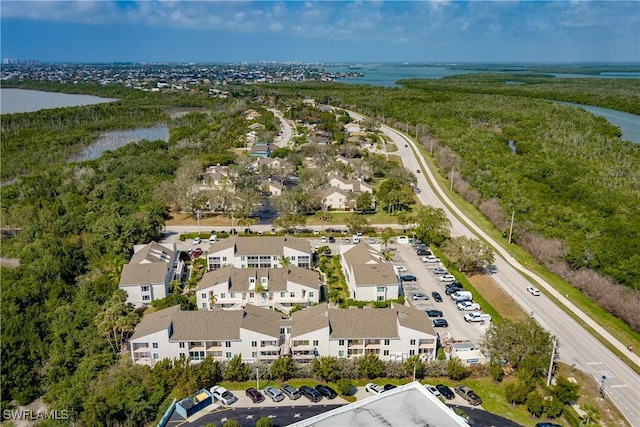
[264,386,285,402]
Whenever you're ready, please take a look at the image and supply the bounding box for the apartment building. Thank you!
[340,243,400,301]
[196,265,321,313]
[119,242,185,307]
[129,302,437,367]
[206,235,313,271]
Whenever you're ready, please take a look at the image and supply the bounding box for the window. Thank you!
[201,293,207,299]
[180,352,185,357]
[153,353,159,360]
[281,292,286,298]
[313,340,319,346]
[179,342,185,348]
[225,352,232,358]
[250,277,256,284]
[290,256,296,261]
[220,293,226,299]
[273,256,278,261]
[141,286,149,292]
[222,256,227,262]
[252,351,257,358]
[338,350,344,357]
[152,342,158,349]
[410,350,415,355]
[230,293,235,298]
[383,350,389,356]
[309,292,314,298]
[384,340,390,346]
[377,287,385,292]
[142,295,150,301]
[251,341,257,347]
[189,351,205,361]
[339,340,345,346]
[225,342,231,348]
[377,296,384,301]
[290,292,295,298]
[261,277,268,284]
[202,302,207,308]
[241,256,245,261]
[410,339,416,345]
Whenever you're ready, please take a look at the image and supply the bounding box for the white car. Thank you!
[527,286,541,296]
[457,301,481,311]
[365,383,384,395]
[439,275,456,282]
[193,237,202,245]
[394,265,408,273]
[464,312,492,323]
[320,236,327,243]
[210,385,238,405]
[424,384,442,397]
[421,255,440,263]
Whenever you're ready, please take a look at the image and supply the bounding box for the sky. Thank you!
[1,0,639,64]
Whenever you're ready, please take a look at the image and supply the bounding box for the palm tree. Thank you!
[208,291,217,310]
[279,256,291,268]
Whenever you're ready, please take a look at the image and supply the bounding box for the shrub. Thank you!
[526,390,544,418]
[358,354,385,379]
[256,417,273,427]
[336,378,354,396]
[446,358,470,380]
[543,396,564,418]
[490,359,505,382]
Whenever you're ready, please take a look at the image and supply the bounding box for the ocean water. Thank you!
[1,88,116,114]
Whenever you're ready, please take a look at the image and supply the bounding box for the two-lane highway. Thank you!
[374,118,640,425]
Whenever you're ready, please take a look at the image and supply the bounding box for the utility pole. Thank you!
[450,168,454,191]
[508,211,515,244]
[412,362,417,382]
[196,209,201,236]
[430,138,434,155]
[546,337,557,387]
[256,366,260,391]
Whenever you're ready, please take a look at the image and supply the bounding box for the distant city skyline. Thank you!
[1,1,639,64]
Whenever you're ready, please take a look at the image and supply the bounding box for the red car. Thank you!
[192,247,203,258]
[245,388,265,404]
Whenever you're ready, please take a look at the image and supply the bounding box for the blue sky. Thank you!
[1,1,638,63]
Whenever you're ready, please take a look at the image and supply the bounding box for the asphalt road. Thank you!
[375,118,640,426]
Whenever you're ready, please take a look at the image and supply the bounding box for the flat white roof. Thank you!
[288,381,469,427]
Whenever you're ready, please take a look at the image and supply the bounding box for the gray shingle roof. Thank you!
[343,243,385,266]
[290,303,330,336]
[170,310,244,341]
[119,262,168,286]
[197,266,233,291]
[329,307,399,339]
[131,305,180,340]
[352,264,398,286]
[393,302,435,335]
[197,266,319,292]
[241,304,283,336]
[130,241,174,264]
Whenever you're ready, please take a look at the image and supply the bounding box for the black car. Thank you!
[383,384,397,391]
[299,385,322,403]
[416,249,432,256]
[535,424,562,427]
[245,388,265,404]
[315,384,337,399]
[445,283,463,295]
[436,384,455,400]
[432,318,449,328]
[431,291,443,302]
[400,275,417,282]
[328,236,336,243]
[426,309,443,318]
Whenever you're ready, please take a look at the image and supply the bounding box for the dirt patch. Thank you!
[165,211,241,227]
[468,274,529,323]
[0,257,20,268]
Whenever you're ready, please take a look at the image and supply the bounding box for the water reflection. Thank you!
[74,124,169,162]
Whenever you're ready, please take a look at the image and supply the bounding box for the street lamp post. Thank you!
[196,209,201,236]
[508,211,515,244]
[600,375,607,399]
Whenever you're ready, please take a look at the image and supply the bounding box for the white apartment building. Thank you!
[196,265,322,313]
[130,303,436,366]
[206,235,313,271]
[340,243,400,301]
[119,242,185,307]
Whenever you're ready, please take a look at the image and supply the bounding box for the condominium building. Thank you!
[196,265,322,313]
[340,243,400,301]
[119,242,185,307]
[129,302,436,367]
[206,235,313,271]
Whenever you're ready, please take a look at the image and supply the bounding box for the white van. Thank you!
[451,291,472,301]
[209,234,217,243]
[352,236,360,244]
[397,236,409,244]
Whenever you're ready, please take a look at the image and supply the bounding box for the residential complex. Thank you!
[129,302,437,366]
[118,242,185,307]
[206,235,313,271]
[196,265,321,312]
[340,243,400,301]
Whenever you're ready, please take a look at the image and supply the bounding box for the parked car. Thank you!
[321,236,327,243]
[193,237,201,245]
[400,275,417,282]
[383,384,397,391]
[328,236,335,243]
[416,169,421,173]
[315,384,338,399]
[535,424,562,427]
[416,249,431,256]
[245,388,265,404]
[445,283,464,295]
[368,237,375,244]
[280,384,301,400]
[436,384,455,400]
[192,247,203,258]
[412,293,429,301]
[421,255,440,263]
[431,291,443,302]
[455,385,482,406]
[431,267,448,275]
[264,386,285,402]
[457,301,481,311]
[365,383,384,395]
[464,312,492,323]
[439,275,456,282]
[210,386,238,405]
[426,309,443,318]
[344,238,351,243]
[424,384,441,398]
[527,286,541,296]
[432,318,449,328]
[394,265,408,273]
[299,385,322,402]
